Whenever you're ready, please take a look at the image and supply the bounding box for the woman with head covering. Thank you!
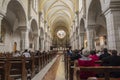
[74,49,95,79]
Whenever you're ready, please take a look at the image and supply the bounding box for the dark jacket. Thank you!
[99,53,110,60]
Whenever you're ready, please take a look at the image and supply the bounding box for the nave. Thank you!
[1,0,120,80]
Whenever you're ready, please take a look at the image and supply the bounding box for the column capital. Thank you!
[103,2,120,16]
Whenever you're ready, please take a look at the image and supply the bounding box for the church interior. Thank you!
[0,0,120,80]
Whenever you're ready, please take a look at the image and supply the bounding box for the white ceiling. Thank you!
[39,0,78,31]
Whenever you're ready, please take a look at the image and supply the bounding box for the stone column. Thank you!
[41,38,44,51]
[76,11,79,27]
[79,32,85,49]
[0,14,3,42]
[34,34,39,50]
[104,7,120,52]
[86,25,95,50]
[20,29,29,51]
[46,35,48,51]
[44,33,47,51]
[73,32,76,50]
[76,35,79,49]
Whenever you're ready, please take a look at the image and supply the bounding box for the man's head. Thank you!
[112,50,117,56]
[103,48,108,53]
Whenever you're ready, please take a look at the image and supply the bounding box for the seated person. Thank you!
[22,49,31,58]
[99,48,110,60]
[102,50,120,77]
[13,50,21,57]
[67,47,73,56]
[74,49,95,79]
[71,49,81,61]
[89,50,99,66]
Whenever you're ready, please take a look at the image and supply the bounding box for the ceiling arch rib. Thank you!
[39,0,53,11]
[49,14,70,27]
[46,8,73,21]
[45,4,74,20]
[47,10,72,26]
[39,0,77,34]
[51,16,69,27]
[52,20,68,32]
[43,0,58,13]
[47,10,72,21]
[44,0,74,13]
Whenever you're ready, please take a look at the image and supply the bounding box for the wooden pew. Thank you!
[75,66,120,80]
[64,52,72,80]
[0,51,57,80]
[0,59,11,80]
[8,57,27,80]
[26,55,35,78]
[34,52,42,73]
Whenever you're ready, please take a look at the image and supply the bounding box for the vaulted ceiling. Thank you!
[39,0,78,34]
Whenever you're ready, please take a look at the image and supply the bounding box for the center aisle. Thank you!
[55,55,65,80]
[32,54,65,80]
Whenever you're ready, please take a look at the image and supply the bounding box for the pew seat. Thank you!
[75,66,120,80]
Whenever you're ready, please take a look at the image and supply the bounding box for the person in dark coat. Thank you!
[102,50,120,78]
[99,48,110,60]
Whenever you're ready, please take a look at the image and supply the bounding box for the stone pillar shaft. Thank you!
[34,35,39,50]
[105,8,120,52]
[21,29,29,51]
[0,15,3,42]
[79,33,84,49]
[41,38,44,51]
[87,26,95,50]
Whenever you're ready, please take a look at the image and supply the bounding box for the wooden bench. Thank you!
[34,55,41,72]
[75,66,120,80]
[8,57,27,80]
[26,55,35,78]
[0,51,57,80]
[0,59,11,80]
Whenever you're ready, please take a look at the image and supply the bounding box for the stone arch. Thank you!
[87,0,102,25]
[4,0,27,29]
[87,0,107,50]
[0,0,27,52]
